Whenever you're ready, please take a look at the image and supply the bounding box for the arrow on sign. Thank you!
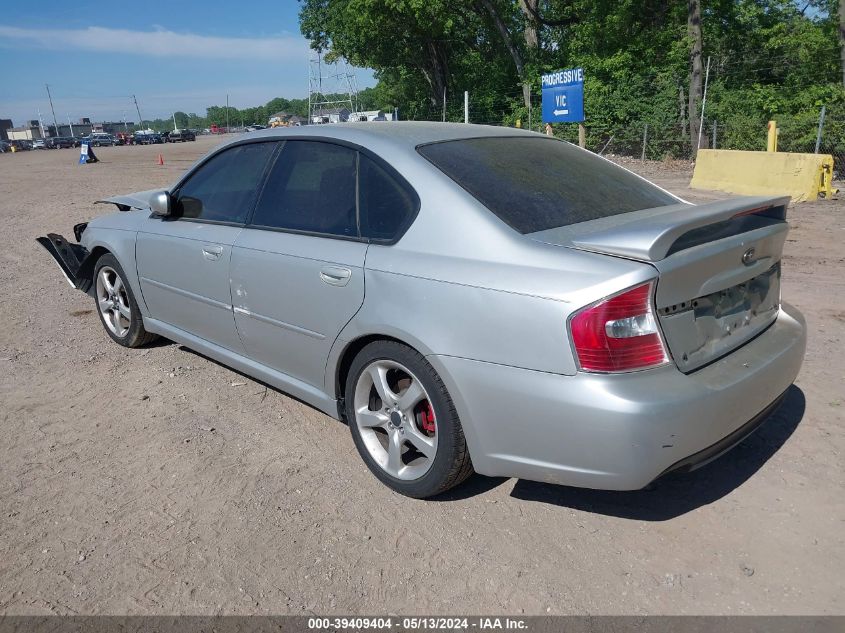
[553,109,569,116]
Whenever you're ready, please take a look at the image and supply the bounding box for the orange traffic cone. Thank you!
[157,154,164,166]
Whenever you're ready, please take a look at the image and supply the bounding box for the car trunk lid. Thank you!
[529,195,790,372]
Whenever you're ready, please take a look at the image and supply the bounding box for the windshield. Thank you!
[417,136,677,234]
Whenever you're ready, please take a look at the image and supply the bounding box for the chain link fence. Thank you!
[400,83,844,179]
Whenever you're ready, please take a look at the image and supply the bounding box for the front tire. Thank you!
[93,254,158,348]
[345,341,473,498]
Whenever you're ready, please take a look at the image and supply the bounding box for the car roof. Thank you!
[230,121,538,155]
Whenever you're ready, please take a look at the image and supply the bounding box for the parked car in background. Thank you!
[47,137,77,149]
[37,123,806,499]
[0,140,10,153]
[132,132,164,145]
[245,124,266,132]
[32,139,46,149]
[10,140,32,151]
[166,129,196,142]
[82,133,118,147]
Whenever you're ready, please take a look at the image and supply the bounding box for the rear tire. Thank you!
[345,340,473,498]
[93,254,158,348]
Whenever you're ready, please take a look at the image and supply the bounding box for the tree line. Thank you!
[298,0,845,157]
[136,90,382,133]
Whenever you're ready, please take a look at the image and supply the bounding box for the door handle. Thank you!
[320,265,352,287]
[201,245,223,261]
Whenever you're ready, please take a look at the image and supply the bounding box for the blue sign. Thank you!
[541,67,584,123]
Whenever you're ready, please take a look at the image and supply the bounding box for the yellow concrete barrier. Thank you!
[691,149,836,202]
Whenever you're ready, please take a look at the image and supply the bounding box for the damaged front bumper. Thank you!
[36,224,93,292]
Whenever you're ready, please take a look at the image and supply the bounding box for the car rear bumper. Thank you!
[430,302,806,490]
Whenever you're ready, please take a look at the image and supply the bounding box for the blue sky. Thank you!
[0,0,376,126]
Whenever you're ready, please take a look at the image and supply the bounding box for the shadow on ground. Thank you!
[507,385,806,520]
[173,342,804,519]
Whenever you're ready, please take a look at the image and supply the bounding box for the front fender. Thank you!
[82,226,148,315]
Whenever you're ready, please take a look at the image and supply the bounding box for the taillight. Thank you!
[569,281,669,372]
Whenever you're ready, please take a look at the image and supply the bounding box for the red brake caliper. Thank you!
[420,401,436,434]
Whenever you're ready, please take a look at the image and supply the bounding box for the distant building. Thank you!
[7,124,43,142]
[268,111,306,127]
[349,110,394,122]
[0,119,12,141]
[311,107,350,124]
[46,121,133,137]
[268,111,291,125]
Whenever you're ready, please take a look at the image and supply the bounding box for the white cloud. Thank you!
[0,25,311,61]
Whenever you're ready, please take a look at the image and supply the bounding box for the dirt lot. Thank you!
[0,136,843,615]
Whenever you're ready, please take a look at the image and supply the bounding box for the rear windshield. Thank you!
[417,136,677,234]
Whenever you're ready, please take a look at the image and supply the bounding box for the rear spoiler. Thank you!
[567,196,790,262]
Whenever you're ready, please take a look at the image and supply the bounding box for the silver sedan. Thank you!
[39,123,806,498]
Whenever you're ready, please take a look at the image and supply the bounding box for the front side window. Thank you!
[175,142,276,224]
[251,141,358,237]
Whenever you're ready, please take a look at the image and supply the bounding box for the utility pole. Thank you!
[172,112,177,131]
[67,114,75,138]
[697,55,711,152]
[528,92,532,130]
[226,94,230,133]
[815,105,827,154]
[123,111,128,133]
[36,108,46,138]
[45,84,59,136]
[133,95,144,130]
[464,91,469,124]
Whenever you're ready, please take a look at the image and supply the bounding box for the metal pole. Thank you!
[45,84,59,136]
[697,55,711,151]
[133,95,143,130]
[815,105,826,154]
[226,94,230,133]
[641,124,648,161]
[36,108,45,138]
[172,112,177,131]
[67,114,74,138]
[464,91,469,124]
[528,89,532,130]
[712,119,717,149]
[123,112,128,133]
[442,86,446,123]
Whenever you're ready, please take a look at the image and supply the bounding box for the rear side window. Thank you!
[358,154,416,240]
[418,137,677,234]
[252,141,358,237]
[175,142,276,223]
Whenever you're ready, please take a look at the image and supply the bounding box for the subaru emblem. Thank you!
[742,248,756,266]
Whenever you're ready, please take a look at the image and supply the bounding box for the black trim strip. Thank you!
[655,390,787,481]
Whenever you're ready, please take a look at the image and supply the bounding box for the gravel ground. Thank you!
[0,136,843,615]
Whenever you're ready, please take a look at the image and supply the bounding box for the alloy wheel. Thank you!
[353,360,438,480]
[95,266,131,338]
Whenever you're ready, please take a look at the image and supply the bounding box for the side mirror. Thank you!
[150,190,172,217]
